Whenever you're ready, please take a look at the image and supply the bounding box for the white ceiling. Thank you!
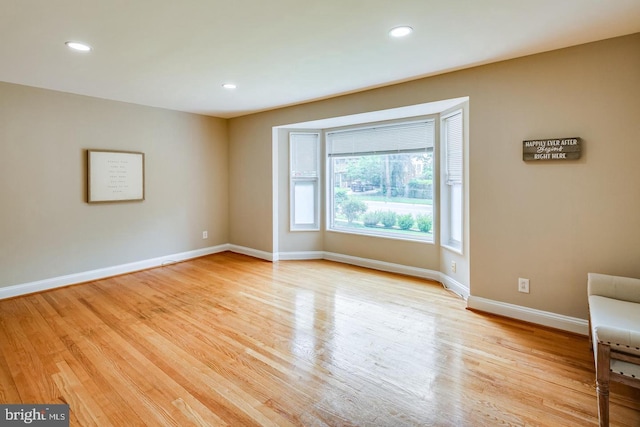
[1,1,639,118]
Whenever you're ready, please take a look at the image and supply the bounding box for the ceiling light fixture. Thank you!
[389,26,413,38]
[65,41,92,52]
[222,83,237,90]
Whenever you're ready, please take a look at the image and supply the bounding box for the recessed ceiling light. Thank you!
[65,41,92,52]
[222,83,237,90]
[389,26,413,38]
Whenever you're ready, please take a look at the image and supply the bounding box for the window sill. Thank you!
[327,226,434,244]
[442,242,463,255]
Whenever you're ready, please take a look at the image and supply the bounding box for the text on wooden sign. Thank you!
[523,138,581,161]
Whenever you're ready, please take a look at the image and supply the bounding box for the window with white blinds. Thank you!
[444,112,463,185]
[291,133,319,178]
[326,119,435,242]
[327,120,434,157]
[290,132,320,231]
[442,110,463,251]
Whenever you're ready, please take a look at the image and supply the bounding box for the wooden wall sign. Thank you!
[523,138,581,161]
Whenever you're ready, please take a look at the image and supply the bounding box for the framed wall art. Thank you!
[87,150,145,203]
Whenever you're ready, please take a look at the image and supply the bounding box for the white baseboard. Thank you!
[467,295,589,335]
[323,251,441,282]
[0,244,230,300]
[227,244,276,262]
[278,251,325,261]
[439,274,470,299]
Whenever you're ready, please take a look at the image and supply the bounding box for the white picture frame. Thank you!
[87,150,145,203]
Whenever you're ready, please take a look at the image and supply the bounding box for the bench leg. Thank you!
[596,342,610,427]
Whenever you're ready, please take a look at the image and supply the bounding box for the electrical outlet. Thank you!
[202,231,208,239]
[451,261,457,273]
[518,278,530,293]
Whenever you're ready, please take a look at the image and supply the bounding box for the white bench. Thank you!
[588,272,640,426]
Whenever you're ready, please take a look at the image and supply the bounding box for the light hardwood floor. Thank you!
[1,252,639,426]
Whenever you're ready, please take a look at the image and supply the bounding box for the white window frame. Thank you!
[326,118,436,243]
[440,109,464,253]
[289,132,320,231]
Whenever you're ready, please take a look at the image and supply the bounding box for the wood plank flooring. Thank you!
[1,252,639,426]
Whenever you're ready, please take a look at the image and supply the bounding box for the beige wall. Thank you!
[229,33,640,319]
[468,34,640,318]
[228,114,275,252]
[0,82,228,289]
